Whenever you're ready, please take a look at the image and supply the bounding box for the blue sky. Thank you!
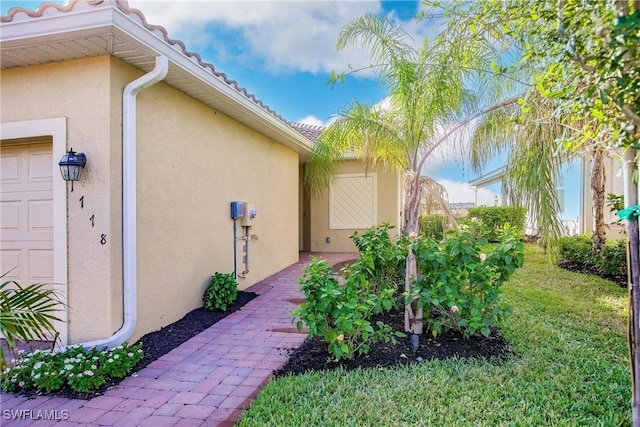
[2,0,504,205]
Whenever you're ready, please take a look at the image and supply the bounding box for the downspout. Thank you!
[81,56,169,349]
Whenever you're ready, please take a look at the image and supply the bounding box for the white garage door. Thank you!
[0,142,54,288]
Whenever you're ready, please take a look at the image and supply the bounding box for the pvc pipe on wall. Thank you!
[80,55,169,349]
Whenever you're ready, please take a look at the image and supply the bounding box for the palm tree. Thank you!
[305,14,499,342]
[0,275,63,370]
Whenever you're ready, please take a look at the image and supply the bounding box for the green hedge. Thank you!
[419,215,446,241]
[464,206,526,242]
[558,234,627,282]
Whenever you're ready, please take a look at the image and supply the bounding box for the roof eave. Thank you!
[1,3,314,159]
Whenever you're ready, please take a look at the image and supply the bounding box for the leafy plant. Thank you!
[419,215,446,241]
[350,223,406,292]
[293,258,403,361]
[559,234,627,281]
[411,228,524,338]
[1,343,143,395]
[203,272,238,312]
[465,206,526,242]
[0,276,64,371]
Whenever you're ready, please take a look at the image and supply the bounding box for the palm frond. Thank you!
[0,280,64,365]
[420,176,458,229]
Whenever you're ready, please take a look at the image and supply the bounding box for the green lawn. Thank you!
[239,245,630,426]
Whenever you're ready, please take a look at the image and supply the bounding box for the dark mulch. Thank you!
[557,259,627,288]
[275,308,511,377]
[12,291,257,400]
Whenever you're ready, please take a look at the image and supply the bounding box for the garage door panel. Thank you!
[0,153,20,182]
[0,200,20,231]
[29,199,53,231]
[29,152,53,182]
[29,250,54,281]
[0,250,21,280]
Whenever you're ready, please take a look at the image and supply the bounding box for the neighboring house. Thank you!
[470,156,625,238]
[0,0,401,347]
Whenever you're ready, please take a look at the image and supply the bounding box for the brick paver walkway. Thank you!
[0,252,357,426]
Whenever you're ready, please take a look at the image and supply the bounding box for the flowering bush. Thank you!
[293,258,403,361]
[349,222,406,292]
[1,343,143,394]
[411,227,524,338]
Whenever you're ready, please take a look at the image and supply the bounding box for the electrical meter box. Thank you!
[241,202,257,226]
[230,201,245,219]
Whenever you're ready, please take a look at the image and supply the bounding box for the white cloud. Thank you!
[295,114,342,127]
[128,1,439,75]
[437,179,500,206]
[296,115,325,127]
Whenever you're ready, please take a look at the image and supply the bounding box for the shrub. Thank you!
[419,214,446,241]
[293,258,403,361]
[411,227,524,338]
[559,234,627,280]
[465,206,526,241]
[350,222,406,291]
[1,343,143,395]
[203,272,238,311]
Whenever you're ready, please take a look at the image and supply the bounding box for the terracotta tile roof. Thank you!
[2,0,290,123]
[290,123,326,143]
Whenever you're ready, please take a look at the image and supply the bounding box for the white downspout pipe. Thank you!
[81,56,169,349]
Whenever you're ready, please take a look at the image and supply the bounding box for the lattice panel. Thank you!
[329,174,377,229]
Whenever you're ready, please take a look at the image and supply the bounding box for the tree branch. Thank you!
[416,94,523,174]
[623,105,640,128]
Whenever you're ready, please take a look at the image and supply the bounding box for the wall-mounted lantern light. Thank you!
[58,148,86,191]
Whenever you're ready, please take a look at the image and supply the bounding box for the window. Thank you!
[329,173,377,229]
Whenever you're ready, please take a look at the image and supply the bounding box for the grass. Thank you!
[238,245,631,426]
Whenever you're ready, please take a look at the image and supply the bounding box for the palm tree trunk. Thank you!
[403,171,423,349]
[591,148,606,253]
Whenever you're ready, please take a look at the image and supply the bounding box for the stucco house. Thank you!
[0,0,401,348]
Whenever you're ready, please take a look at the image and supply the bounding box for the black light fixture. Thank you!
[58,148,86,191]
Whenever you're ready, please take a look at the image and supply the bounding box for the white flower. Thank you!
[479,253,487,263]
[450,305,459,313]
[91,365,97,370]
[65,364,73,370]
[69,373,75,377]
[113,355,119,359]
[128,352,134,357]
[92,357,99,361]
[33,374,41,380]
[18,381,25,387]
[84,370,94,376]
[107,358,114,363]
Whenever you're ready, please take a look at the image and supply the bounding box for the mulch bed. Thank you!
[557,259,627,288]
[10,291,257,400]
[275,309,511,377]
